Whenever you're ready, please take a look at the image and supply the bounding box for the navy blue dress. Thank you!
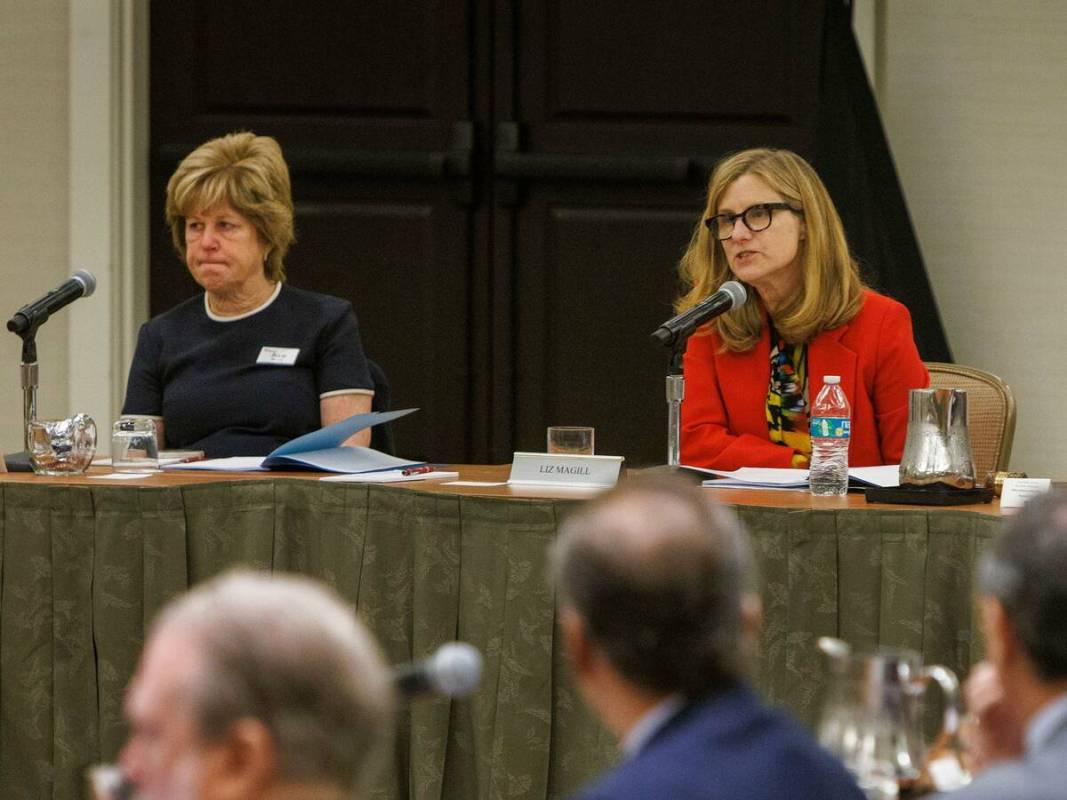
[122,285,373,457]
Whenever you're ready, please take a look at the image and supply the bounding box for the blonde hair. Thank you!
[165,132,294,282]
[676,148,864,351]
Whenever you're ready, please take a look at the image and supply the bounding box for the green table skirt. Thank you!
[0,481,999,799]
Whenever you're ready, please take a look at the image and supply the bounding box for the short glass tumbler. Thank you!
[546,426,595,455]
[111,415,159,471]
[27,414,97,475]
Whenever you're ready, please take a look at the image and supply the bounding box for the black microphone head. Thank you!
[72,270,97,298]
[429,642,483,697]
[719,280,746,309]
[650,279,748,347]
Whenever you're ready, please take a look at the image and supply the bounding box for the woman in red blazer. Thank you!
[678,149,928,471]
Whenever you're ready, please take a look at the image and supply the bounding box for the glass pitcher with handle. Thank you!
[817,637,970,799]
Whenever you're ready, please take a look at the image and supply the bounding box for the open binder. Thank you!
[163,408,422,473]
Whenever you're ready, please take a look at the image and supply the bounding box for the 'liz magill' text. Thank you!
[539,464,591,476]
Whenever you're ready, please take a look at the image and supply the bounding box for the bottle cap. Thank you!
[823,375,840,384]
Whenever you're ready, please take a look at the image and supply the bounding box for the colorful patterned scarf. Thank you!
[766,325,811,468]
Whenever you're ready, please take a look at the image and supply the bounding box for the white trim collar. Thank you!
[204,282,282,322]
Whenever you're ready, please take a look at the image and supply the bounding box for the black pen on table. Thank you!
[402,465,436,476]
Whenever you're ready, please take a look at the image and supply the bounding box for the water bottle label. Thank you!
[810,417,850,439]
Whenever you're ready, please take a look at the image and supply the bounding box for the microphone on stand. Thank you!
[650,280,747,347]
[6,270,97,335]
[4,270,98,473]
[392,642,483,700]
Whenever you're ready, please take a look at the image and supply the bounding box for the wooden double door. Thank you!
[151,1,829,464]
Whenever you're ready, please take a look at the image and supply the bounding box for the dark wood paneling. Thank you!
[148,0,951,469]
[495,0,827,464]
[198,4,442,116]
[289,197,470,460]
[545,4,795,121]
[515,0,823,153]
[150,0,476,462]
[513,196,696,463]
[151,0,470,146]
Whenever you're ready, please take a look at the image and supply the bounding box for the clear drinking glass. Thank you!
[111,416,160,471]
[26,414,97,475]
[546,426,595,455]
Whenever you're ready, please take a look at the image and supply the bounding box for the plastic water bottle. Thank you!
[809,375,851,496]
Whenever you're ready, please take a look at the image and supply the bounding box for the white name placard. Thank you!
[257,346,300,366]
[1000,477,1052,509]
[508,452,624,489]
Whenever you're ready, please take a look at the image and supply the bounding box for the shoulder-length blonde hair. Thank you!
[676,148,864,351]
[165,132,294,283]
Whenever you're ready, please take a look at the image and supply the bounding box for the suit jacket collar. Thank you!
[622,694,686,757]
[641,683,753,753]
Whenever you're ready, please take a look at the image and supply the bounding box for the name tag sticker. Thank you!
[1000,477,1052,509]
[256,346,300,366]
[508,452,624,489]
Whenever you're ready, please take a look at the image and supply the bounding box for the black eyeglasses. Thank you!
[704,202,802,241]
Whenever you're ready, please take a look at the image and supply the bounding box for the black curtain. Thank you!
[814,0,952,362]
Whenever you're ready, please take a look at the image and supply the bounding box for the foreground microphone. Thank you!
[650,280,747,347]
[393,642,483,699]
[7,270,97,335]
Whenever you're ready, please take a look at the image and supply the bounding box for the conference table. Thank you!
[0,465,1003,799]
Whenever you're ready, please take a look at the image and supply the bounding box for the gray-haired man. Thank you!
[119,571,393,800]
[937,492,1067,799]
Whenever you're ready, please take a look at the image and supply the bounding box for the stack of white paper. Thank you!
[700,464,900,491]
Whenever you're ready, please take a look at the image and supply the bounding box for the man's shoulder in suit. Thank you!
[571,686,864,800]
[934,725,1067,800]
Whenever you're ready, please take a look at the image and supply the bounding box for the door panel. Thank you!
[513,197,696,461]
[198,4,445,115]
[544,4,800,121]
[290,197,470,461]
[150,0,475,460]
[498,0,826,465]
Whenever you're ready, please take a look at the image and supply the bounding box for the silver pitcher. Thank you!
[898,388,975,489]
[817,638,968,799]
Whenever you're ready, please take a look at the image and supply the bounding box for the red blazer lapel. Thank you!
[718,325,772,437]
[808,323,857,411]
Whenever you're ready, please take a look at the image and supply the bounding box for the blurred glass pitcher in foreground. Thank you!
[817,637,970,798]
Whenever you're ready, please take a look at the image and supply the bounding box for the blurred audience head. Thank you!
[166,131,294,282]
[979,491,1067,682]
[552,477,756,702]
[120,570,393,800]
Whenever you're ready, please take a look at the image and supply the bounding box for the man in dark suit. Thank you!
[551,479,864,800]
[935,492,1067,800]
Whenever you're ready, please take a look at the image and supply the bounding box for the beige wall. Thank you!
[870,1,1067,475]
[0,1,145,458]
[0,1,70,449]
